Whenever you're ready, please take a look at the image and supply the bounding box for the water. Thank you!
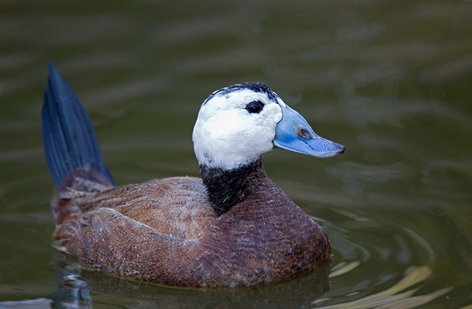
[1,0,471,308]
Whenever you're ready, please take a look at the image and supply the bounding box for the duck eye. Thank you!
[245,101,264,114]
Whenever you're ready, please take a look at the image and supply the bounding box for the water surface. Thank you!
[1,1,471,308]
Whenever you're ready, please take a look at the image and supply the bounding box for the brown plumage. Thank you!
[52,164,330,287]
[42,64,343,287]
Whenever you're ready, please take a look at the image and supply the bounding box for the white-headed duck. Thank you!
[42,63,344,287]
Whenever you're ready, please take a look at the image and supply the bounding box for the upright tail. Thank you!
[42,63,115,187]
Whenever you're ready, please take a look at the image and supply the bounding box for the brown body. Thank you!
[53,166,331,287]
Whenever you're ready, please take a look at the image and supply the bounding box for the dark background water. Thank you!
[1,1,471,308]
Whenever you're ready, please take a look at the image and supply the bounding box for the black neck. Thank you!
[200,157,264,216]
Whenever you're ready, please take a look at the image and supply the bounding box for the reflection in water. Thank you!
[315,266,451,309]
[48,252,330,309]
[0,265,92,309]
[42,257,450,309]
[0,265,91,309]
[312,207,459,308]
[48,265,92,309]
[329,261,361,278]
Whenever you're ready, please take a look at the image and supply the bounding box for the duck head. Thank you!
[192,82,344,170]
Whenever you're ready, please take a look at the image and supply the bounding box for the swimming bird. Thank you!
[42,63,344,287]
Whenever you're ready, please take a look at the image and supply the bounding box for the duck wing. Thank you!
[55,174,216,244]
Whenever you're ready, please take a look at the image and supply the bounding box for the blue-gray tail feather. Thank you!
[42,63,115,186]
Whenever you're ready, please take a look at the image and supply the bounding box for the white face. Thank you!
[192,85,286,170]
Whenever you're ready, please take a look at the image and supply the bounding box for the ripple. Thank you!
[314,266,452,309]
[312,205,460,308]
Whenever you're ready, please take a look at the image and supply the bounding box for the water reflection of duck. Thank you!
[42,63,344,287]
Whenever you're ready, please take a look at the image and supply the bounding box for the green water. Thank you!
[1,1,471,308]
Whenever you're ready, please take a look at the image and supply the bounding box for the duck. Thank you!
[42,63,345,287]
